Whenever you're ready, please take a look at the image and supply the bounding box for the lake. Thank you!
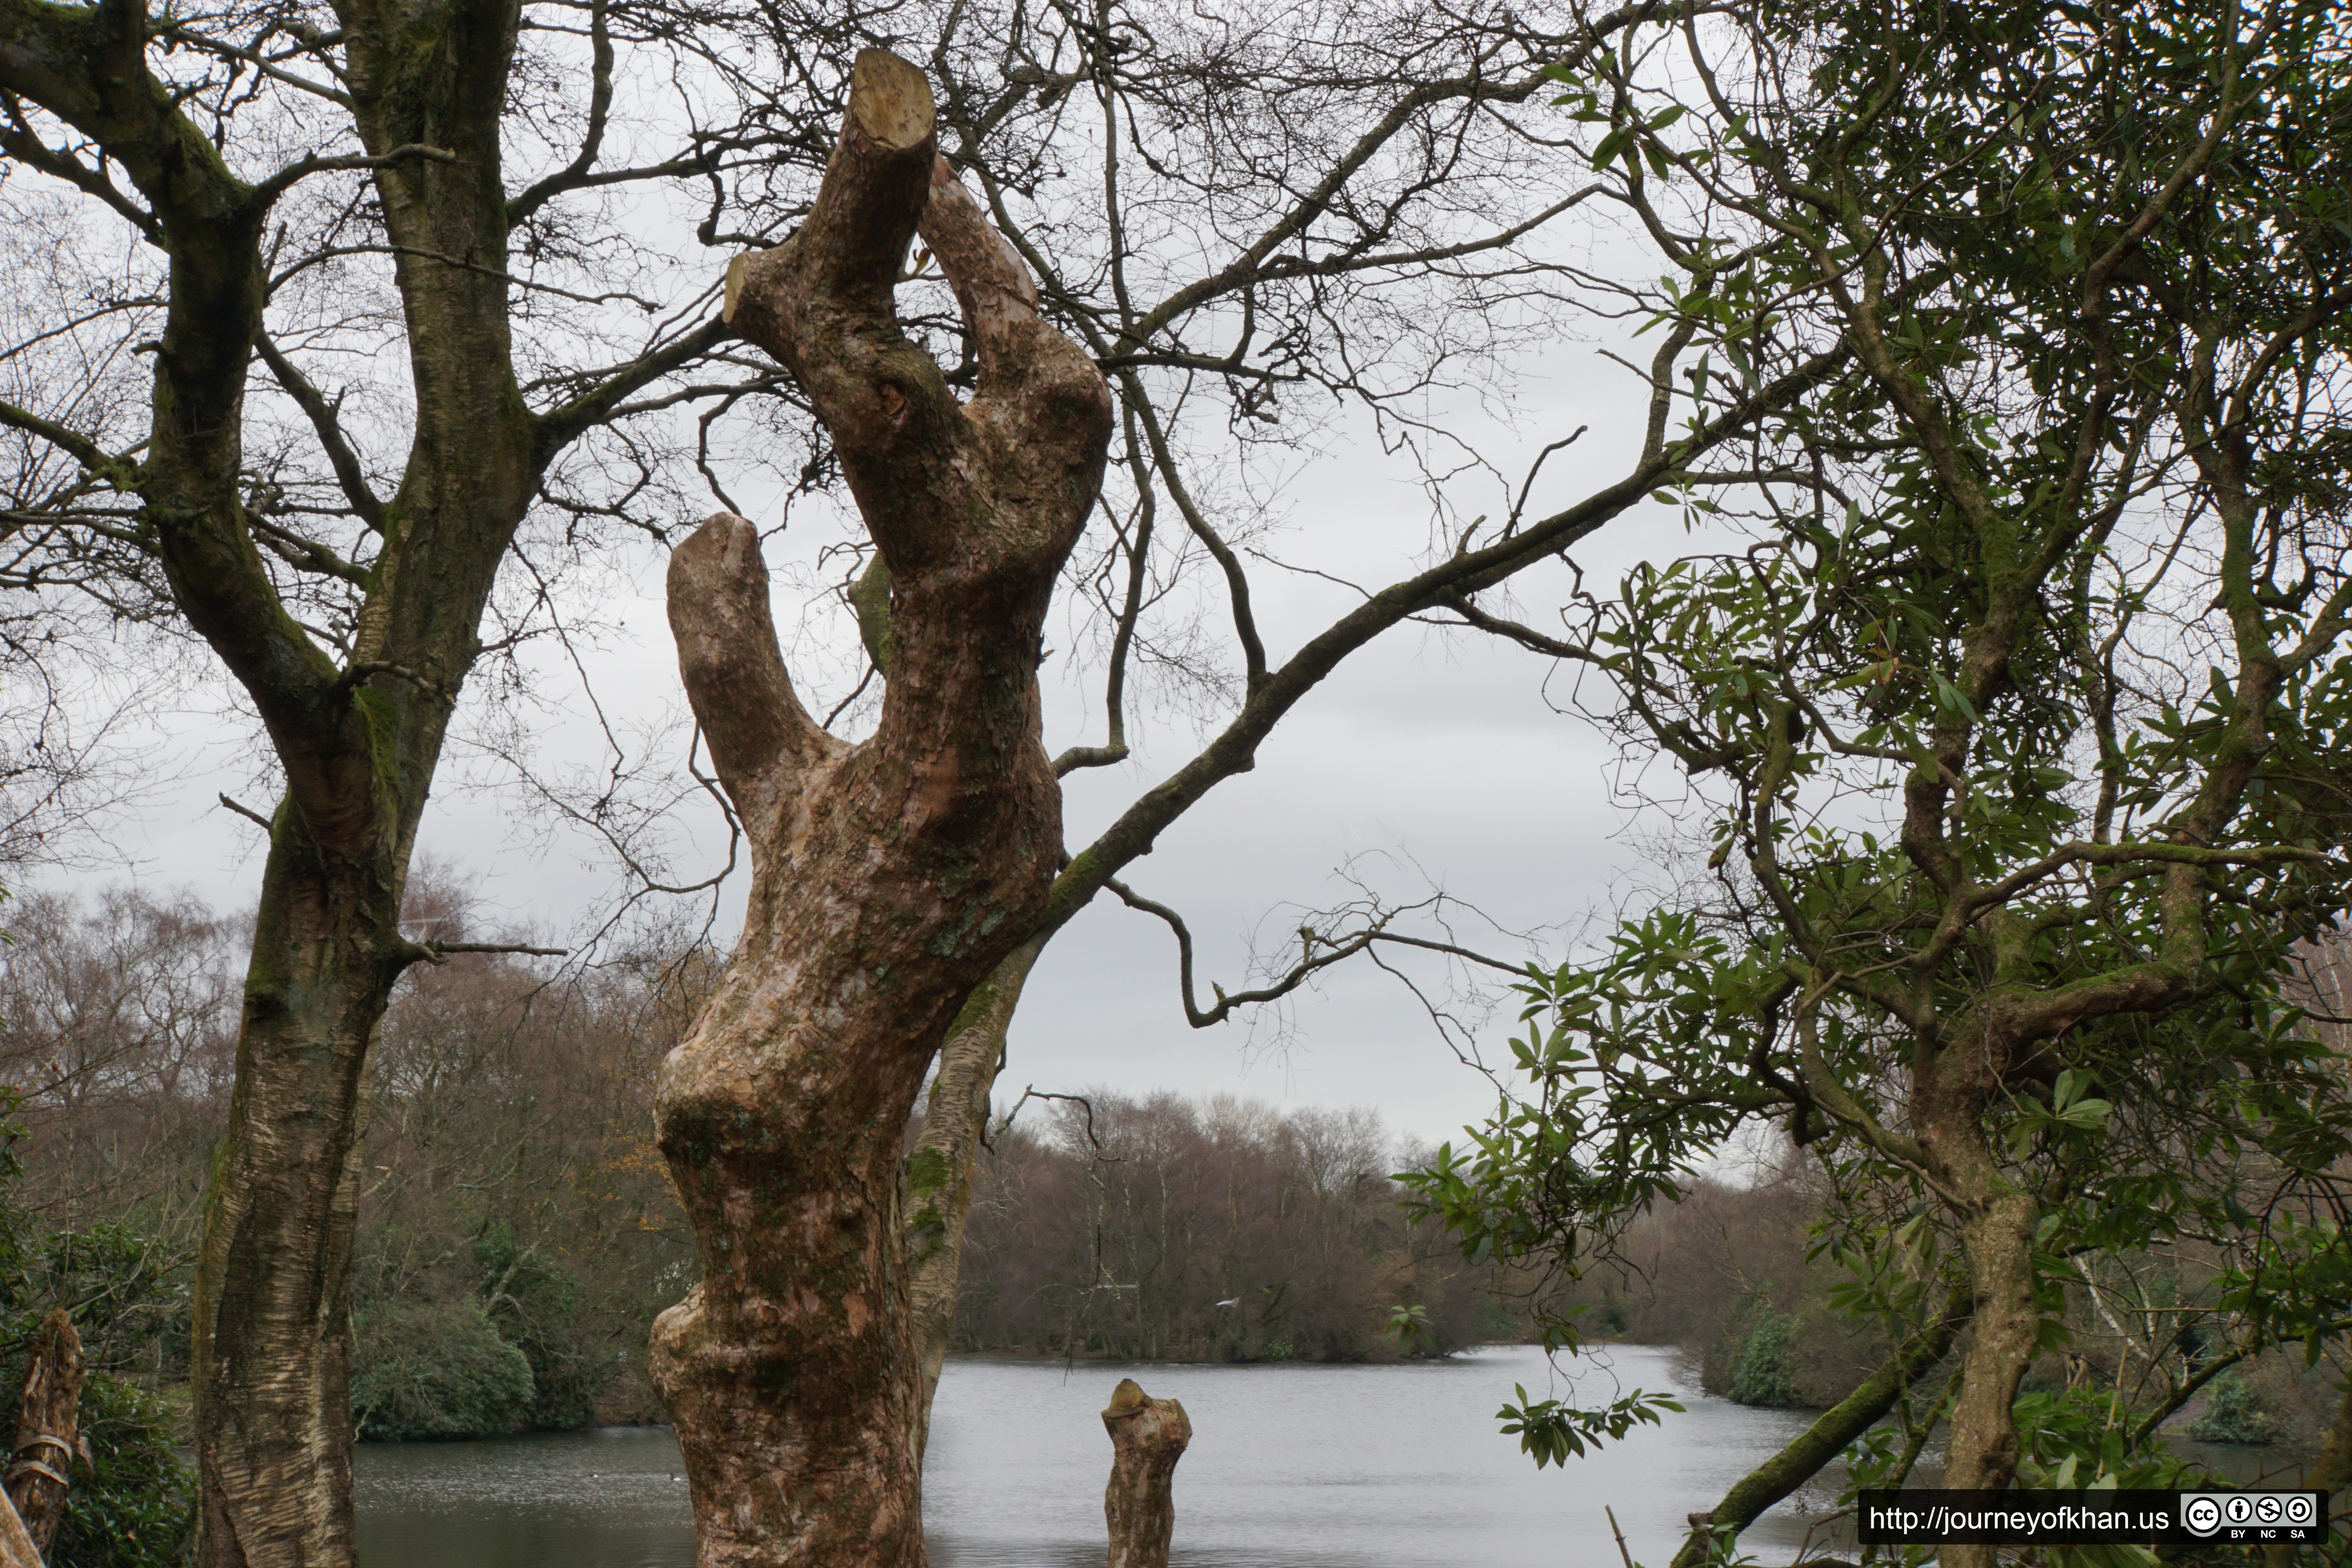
[355,1343,1869,1567]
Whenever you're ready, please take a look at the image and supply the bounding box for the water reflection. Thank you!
[354,1421,694,1568]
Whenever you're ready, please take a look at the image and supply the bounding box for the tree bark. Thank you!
[1942,1189,2040,1492]
[0,0,724,1561]
[0,1491,40,1568]
[1102,1377,1190,1568]
[650,48,1111,1568]
[190,0,537,1552]
[5,1309,83,1553]
[191,858,400,1568]
[1916,1075,2040,1568]
[1670,1286,1969,1568]
[905,934,1042,1461]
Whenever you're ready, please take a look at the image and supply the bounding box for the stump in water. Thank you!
[1102,1377,1190,1568]
[7,1309,84,1553]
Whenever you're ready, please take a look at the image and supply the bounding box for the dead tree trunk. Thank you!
[650,47,1111,1568]
[1102,1378,1190,1568]
[6,1310,83,1553]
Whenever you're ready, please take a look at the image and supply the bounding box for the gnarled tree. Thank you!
[652,49,1112,1566]
[876,0,1864,1447]
[657,10,1871,1556]
[0,0,1857,1560]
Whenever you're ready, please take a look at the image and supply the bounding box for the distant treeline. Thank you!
[0,878,1500,1473]
[953,1092,1504,1363]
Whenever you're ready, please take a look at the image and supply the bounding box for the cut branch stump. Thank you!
[1102,1377,1190,1568]
[5,1310,82,1553]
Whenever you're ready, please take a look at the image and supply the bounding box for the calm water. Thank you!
[348,1344,1870,1568]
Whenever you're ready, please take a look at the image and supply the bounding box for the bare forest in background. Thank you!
[0,870,706,1440]
[0,873,1505,1445]
[954,1092,1504,1363]
[8,895,2349,1536]
[5,869,2349,1504]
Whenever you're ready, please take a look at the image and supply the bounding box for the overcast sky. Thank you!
[54,283,1712,1156]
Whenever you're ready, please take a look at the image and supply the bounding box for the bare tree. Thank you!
[877,0,1859,1445]
[0,0,776,1553]
[0,886,240,1135]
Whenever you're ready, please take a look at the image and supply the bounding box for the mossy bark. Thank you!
[0,0,716,1560]
[1672,1286,1969,1568]
[906,934,1043,1461]
[187,4,539,1557]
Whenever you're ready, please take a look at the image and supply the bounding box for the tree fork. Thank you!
[652,47,1110,1568]
[191,0,542,1544]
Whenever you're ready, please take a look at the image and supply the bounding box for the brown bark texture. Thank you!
[0,1492,40,1568]
[5,1309,82,1553]
[1102,1377,1191,1568]
[650,47,1111,1568]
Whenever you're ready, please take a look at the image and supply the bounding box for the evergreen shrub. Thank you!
[350,1299,535,1441]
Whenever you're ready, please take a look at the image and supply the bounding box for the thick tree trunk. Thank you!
[6,1309,84,1552]
[906,935,1042,1461]
[1943,1188,2040,1496]
[1102,1378,1190,1568]
[191,847,401,1568]
[651,49,1111,1568]
[1920,1080,2040,1568]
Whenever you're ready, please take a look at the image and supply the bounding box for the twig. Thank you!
[985,1085,1114,1158]
[1607,1505,1637,1568]
[217,794,272,831]
[418,941,568,960]
[330,661,450,704]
